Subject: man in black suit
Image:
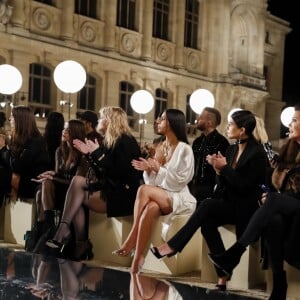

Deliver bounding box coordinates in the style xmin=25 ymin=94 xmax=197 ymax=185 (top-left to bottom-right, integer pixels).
xmin=190 ymin=107 xmax=229 ymax=204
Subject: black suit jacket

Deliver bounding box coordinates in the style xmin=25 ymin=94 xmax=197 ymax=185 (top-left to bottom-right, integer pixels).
xmin=216 ymin=138 xmax=268 ymax=234
xmin=88 ymin=134 xmax=141 ymax=217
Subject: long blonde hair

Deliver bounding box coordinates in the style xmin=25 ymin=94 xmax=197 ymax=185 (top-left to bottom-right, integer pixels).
xmin=253 ymin=115 xmax=269 ymax=144
xmin=100 ymin=106 xmax=132 ymax=148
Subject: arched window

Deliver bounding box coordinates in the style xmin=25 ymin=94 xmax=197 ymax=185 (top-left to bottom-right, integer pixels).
xmin=184 ymin=0 xmax=199 ymax=48
xmin=154 ymin=88 xmax=167 ymax=119
xmin=28 ymin=63 xmax=52 ymax=118
xmin=117 ymin=0 xmax=136 ymax=30
xmin=75 ymin=0 xmax=97 ymax=19
xmin=77 ymin=74 xmax=96 ymax=111
xmin=153 ymin=0 xmax=169 ymax=40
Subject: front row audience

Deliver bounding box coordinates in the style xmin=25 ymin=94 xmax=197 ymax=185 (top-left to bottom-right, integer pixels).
xmin=1 ymin=104 xmax=300 ymax=300
xmin=113 ymin=109 xmax=197 ymax=273
xmin=45 ymin=106 xmax=141 ymax=260
xmin=151 ymin=110 xmax=269 ymax=291
xmin=7 ymin=106 xmax=51 ymax=199
xmin=209 ymin=104 xmax=300 ymax=300
xmin=32 ymin=119 xmax=89 ymax=253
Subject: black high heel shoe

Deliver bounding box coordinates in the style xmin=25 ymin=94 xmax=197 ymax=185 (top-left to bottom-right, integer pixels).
xmin=45 ymin=221 xmax=71 ymax=253
xmin=150 ymin=246 xmax=176 ymax=260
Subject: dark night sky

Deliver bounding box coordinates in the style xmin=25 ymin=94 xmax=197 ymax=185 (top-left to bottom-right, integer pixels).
xmin=268 ymin=1 xmax=300 ymax=105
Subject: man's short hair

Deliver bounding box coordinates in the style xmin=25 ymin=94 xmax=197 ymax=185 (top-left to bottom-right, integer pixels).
xmin=77 ymin=110 xmax=98 ymax=128
xmin=204 ymin=107 xmax=221 ymax=126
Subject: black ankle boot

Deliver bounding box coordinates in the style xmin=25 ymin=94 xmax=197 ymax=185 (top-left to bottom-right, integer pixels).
xmin=208 ymin=243 xmax=246 ymax=276
xmin=269 ymin=271 xmax=287 ymax=300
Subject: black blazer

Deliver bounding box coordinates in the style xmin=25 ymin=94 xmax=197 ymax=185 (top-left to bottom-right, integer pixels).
xmin=10 ymin=136 xmax=50 ymax=198
xmin=216 ymin=138 xmax=268 ymax=234
xmin=88 ymin=134 xmax=141 ymax=217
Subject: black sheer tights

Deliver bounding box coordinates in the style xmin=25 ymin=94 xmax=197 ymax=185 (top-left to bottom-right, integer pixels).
xmin=53 ymin=176 xmax=88 ymax=243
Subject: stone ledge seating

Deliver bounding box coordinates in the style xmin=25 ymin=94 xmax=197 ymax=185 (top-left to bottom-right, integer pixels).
xmin=1 ymin=200 xmax=300 ymax=298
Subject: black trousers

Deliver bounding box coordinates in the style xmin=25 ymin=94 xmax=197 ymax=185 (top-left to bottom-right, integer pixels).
xmin=167 ymin=197 xmax=249 ymax=277
xmin=239 ymin=192 xmax=300 ymax=272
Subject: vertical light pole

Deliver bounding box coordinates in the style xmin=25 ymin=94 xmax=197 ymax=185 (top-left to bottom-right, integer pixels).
xmin=53 ymin=60 xmax=86 ymax=120
xmin=130 ymin=90 xmax=154 ymax=146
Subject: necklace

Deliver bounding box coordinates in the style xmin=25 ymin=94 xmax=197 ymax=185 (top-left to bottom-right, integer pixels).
xmin=162 ymin=140 xmax=178 ymax=160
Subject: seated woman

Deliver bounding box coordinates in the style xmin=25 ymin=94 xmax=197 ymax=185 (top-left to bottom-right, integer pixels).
xmin=151 ymin=110 xmax=269 ymax=291
xmin=32 ymin=119 xmax=89 ymax=252
xmin=8 ymin=106 xmax=50 ymax=199
xmin=209 ymin=104 xmax=300 ymax=300
xmin=46 ymin=106 xmax=141 ymax=260
xmin=113 ymin=108 xmax=197 ymax=273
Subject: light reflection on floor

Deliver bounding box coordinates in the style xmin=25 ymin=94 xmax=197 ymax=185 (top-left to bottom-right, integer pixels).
xmin=0 ymin=243 xmax=270 ymax=299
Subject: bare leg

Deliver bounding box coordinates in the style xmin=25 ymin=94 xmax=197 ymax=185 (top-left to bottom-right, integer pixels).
xmin=115 ymin=185 xmax=172 ymax=257
xmin=131 ymin=201 xmax=160 ymax=273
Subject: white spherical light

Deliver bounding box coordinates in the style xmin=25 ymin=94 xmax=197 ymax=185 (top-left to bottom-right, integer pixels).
xmin=227 ymin=108 xmax=242 ymax=122
xmin=130 ymin=90 xmax=154 ymax=114
xmin=54 ymin=60 xmax=86 ymax=93
xmin=0 ymin=64 xmax=22 ymax=95
xmin=190 ymin=89 xmax=215 ymax=114
xmin=281 ymin=106 xmax=295 ymax=128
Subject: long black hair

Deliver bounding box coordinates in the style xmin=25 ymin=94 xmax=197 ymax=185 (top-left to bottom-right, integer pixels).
xmin=231 ymin=110 xmax=256 ymax=137
xmin=165 ymin=109 xmax=189 ymax=144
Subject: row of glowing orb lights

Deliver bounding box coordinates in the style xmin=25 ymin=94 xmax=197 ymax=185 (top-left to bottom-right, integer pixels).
xmin=0 ymin=62 xmax=294 ymax=136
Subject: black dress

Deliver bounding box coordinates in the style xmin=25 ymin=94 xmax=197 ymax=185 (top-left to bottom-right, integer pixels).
xmin=10 ymin=136 xmax=50 ymax=199
xmin=87 ymin=134 xmax=141 ymax=217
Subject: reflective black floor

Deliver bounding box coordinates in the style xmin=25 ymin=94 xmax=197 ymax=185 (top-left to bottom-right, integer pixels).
xmin=0 ymin=245 xmax=268 ymax=299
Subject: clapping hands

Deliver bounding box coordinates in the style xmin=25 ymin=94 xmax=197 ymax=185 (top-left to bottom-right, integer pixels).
xmin=206 ymin=151 xmax=227 ymax=174
xmin=73 ymin=138 xmax=100 ymax=154
xmin=132 ymin=157 xmax=160 ymax=174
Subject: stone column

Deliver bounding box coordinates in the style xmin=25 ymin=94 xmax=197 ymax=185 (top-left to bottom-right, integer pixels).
xmin=174 ymin=0 xmax=185 ymax=69
xmin=60 ymin=0 xmax=74 ymax=40
xmin=205 ymin=0 xmax=230 ymax=76
xmin=104 ymin=70 xmax=122 ymax=106
xmin=10 ymin=0 xmax=25 ymax=27
xmin=103 ymin=0 xmax=117 ymax=51
xmin=141 ymin=0 xmax=153 ymax=60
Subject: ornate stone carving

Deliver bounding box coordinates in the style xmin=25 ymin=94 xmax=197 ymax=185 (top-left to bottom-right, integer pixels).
xmin=121 ymin=33 xmax=136 ymax=53
xmin=187 ymin=52 xmax=200 ymax=70
xmin=157 ymin=43 xmax=170 ymax=61
xmin=0 ymin=0 xmax=13 ymax=25
xmin=32 ymin=7 xmax=51 ymax=30
xmin=81 ymin=21 xmax=96 ymax=42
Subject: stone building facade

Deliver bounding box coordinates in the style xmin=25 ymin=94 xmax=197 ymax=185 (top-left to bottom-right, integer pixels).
xmin=0 ymin=0 xmax=291 ymax=144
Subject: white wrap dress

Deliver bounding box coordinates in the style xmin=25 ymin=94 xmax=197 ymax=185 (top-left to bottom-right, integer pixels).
xmin=143 ymin=141 xmax=197 ymax=239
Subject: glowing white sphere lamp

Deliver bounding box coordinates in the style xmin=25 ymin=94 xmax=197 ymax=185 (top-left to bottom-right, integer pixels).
xmin=280 ymin=106 xmax=295 ymax=128
xmin=227 ymin=108 xmax=242 ymax=122
xmin=0 ymin=64 xmax=22 ymax=95
xmin=54 ymin=60 xmax=86 ymax=93
xmin=54 ymin=60 xmax=86 ymax=120
xmin=130 ymin=90 xmax=154 ymax=145
xmin=130 ymin=90 xmax=154 ymax=114
xmin=190 ymin=88 xmax=215 ymax=114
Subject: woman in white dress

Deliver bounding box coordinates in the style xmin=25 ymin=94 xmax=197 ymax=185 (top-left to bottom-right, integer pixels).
xmin=113 ymin=108 xmax=197 ymax=273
